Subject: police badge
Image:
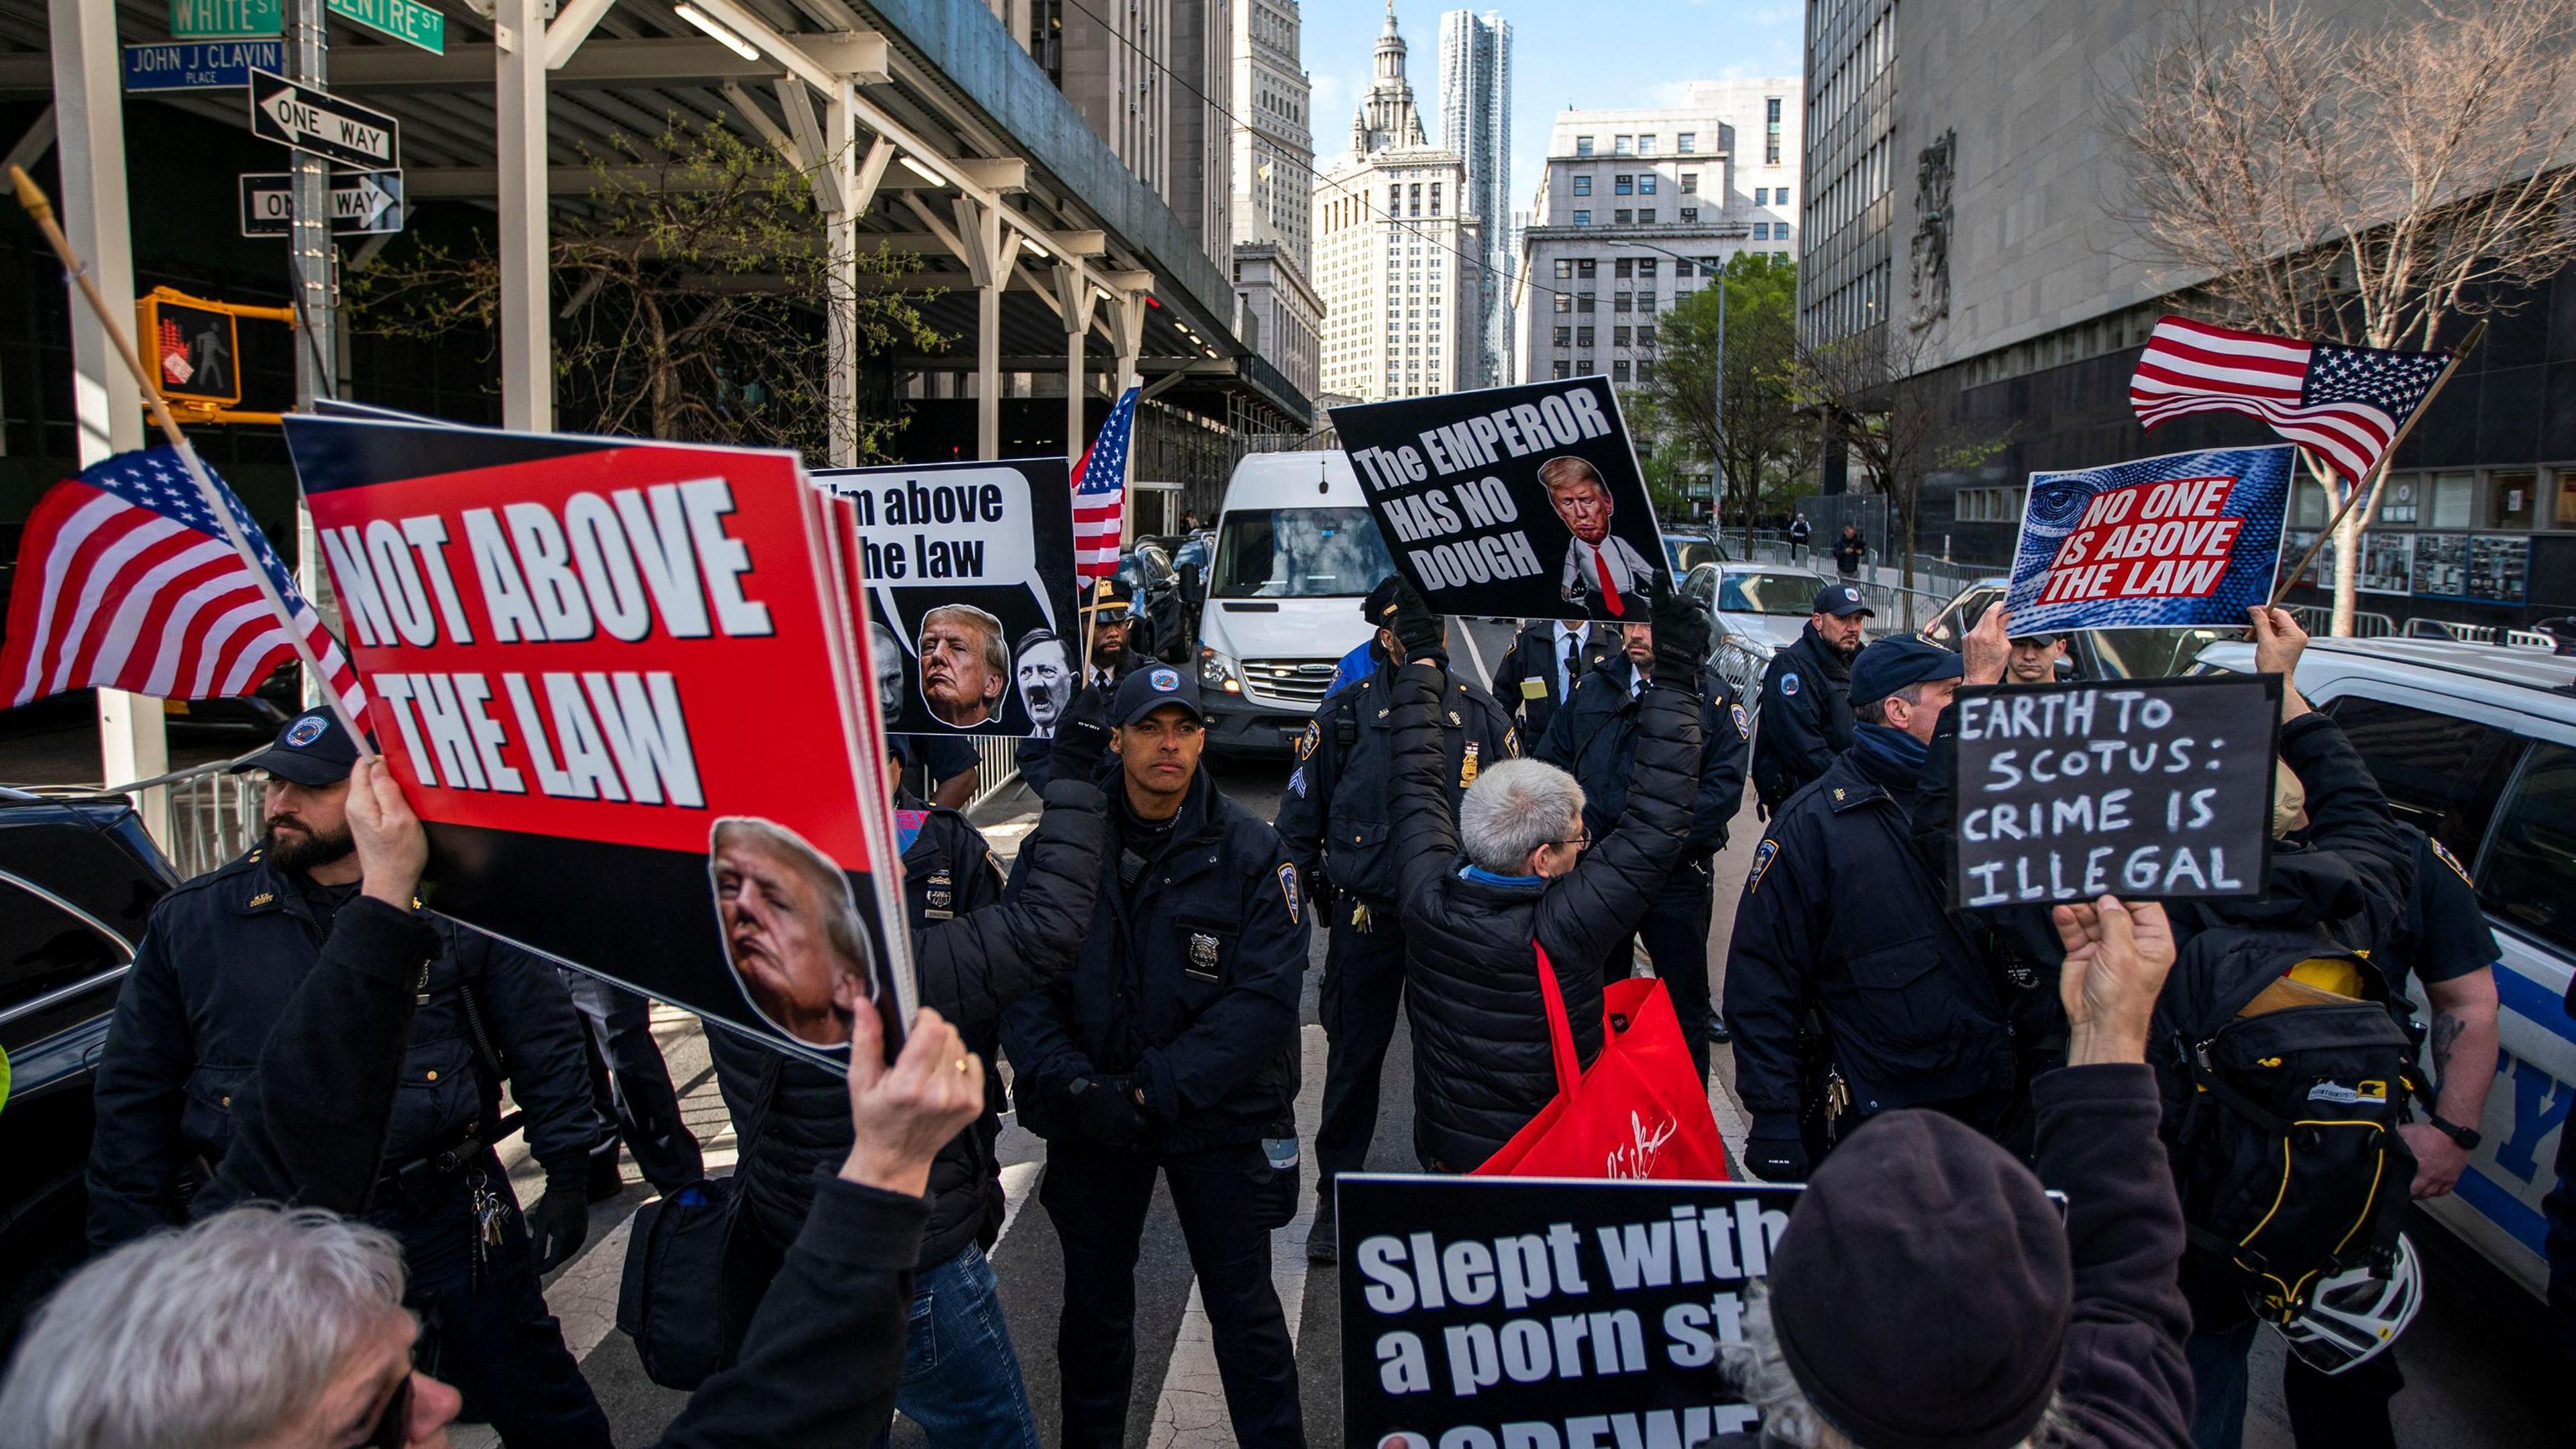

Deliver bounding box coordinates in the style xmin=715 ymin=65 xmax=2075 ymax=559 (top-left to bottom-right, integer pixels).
xmin=925 ymin=869 xmax=954 ymax=920
xmin=1185 ymin=931 xmax=1224 ymax=981
xmin=1459 ymin=741 xmax=1481 ymax=787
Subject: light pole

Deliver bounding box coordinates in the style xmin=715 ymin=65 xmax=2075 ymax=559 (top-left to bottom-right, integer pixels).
xmin=1613 ymin=239 xmax=1725 ymax=535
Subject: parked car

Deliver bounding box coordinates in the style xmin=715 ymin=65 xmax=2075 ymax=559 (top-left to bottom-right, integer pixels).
xmin=1683 ymin=561 xmax=1833 ymax=657
xmin=1918 ymin=577 xmax=2235 ymax=683
xmin=1662 ymin=527 xmax=1729 ymax=576
xmin=0 ymin=790 xmax=181 ymax=1356
xmin=2191 ymin=636 xmax=2576 ymax=1306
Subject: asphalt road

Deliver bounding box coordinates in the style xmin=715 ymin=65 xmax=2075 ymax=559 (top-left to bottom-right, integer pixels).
xmin=473 ymin=729 xmax=2556 ymax=1448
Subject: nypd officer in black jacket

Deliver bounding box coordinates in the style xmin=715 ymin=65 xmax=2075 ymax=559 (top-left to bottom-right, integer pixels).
xmin=1750 ymin=582 xmax=1870 ymax=815
xmin=1536 ymin=606 xmax=1749 ymax=1071
xmin=86 ymin=708 xmax=612 ymax=1447
xmin=1002 ymin=665 xmax=1309 ymax=1448
xmin=1277 ymin=576 xmax=1515 ymax=1261
xmin=1726 ymin=637 xmax=2018 ymax=1182
xmin=1487 ymin=615 xmax=1617 ymax=749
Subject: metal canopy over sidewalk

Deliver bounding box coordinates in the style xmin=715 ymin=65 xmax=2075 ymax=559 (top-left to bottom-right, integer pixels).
xmin=0 ymin=0 xmax=1310 ymax=466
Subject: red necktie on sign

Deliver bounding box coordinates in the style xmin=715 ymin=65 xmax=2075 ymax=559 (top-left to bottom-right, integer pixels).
xmin=1594 ymin=545 xmax=1625 ymax=616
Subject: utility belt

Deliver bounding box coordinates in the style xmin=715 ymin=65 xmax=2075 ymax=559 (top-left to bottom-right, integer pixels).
xmin=373 ymin=1110 xmax=523 ymax=1212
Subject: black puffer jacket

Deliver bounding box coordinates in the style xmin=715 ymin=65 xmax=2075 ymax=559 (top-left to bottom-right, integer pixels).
xmin=712 ymin=777 xmax=1106 ymax=1268
xmin=1391 ymin=661 xmax=1702 ymax=1171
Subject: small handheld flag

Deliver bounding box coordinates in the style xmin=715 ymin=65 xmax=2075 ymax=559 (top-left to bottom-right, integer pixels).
xmin=1073 ymin=386 xmax=1140 ymax=582
xmin=2129 ymin=315 xmax=2449 ymax=482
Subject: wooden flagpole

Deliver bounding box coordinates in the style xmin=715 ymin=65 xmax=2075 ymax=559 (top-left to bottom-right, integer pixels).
xmin=11 ymin=166 xmax=370 ymax=751
xmin=2267 ymin=319 xmax=2487 ymax=608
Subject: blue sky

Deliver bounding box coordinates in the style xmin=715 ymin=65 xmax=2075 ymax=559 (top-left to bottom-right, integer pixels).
xmin=1297 ymin=0 xmax=1807 ymax=207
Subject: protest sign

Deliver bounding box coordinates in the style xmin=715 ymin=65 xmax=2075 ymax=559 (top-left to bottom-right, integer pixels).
xmin=1338 ymin=1173 xmax=1799 ymax=1447
xmin=811 ymin=458 xmax=1080 ymax=737
xmin=2001 ymin=445 xmax=2296 ymax=635
xmin=1951 ymin=674 xmax=2282 ymax=908
xmin=1329 ymin=378 xmax=1668 ymax=623
xmin=282 ymin=414 xmax=912 ymax=1065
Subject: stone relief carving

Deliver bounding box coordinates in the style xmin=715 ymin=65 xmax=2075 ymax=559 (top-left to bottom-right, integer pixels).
xmin=1909 ymin=127 xmax=1955 ymax=331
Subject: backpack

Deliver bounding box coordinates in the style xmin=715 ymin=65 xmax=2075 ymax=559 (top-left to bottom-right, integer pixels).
xmin=2150 ymin=926 xmax=2418 ymax=1322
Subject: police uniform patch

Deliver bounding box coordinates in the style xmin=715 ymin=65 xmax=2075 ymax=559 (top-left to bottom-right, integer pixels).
xmin=1747 ymin=839 xmax=1779 ymax=895
xmin=1520 ymin=678 xmax=1548 ymax=700
xmin=925 ymin=869 xmax=954 ymax=920
xmin=1150 ymin=667 xmax=1181 ymax=692
xmin=1287 ymin=764 xmax=1308 ymax=798
xmin=2430 ymin=837 xmax=2474 ymax=888
xmin=1277 ymin=862 xmax=1301 ymax=924
xmin=1188 ymin=931 xmax=1224 ymax=977
xmin=1731 ymin=702 xmax=1752 ymax=740
xmin=1460 ymin=741 xmax=1481 ymax=787
xmin=284 ymin=716 xmax=328 ymax=748
xmin=1294 ymin=720 xmax=1320 ymax=761
xmin=1780 ymin=672 xmax=1801 ymax=697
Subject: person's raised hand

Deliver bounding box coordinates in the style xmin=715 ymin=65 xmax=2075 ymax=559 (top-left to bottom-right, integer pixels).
xmin=1648 ymin=580 xmax=1711 ymax=688
xmin=2053 ymin=895 xmax=2177 ymax=1066
xmin=1962 ymin=601 xmax=2012 ymax=686
xmin=2247 ymin=605 xmax=2313 ymax=718
xmin=1046 ymin=684 xmax=1114 ymax=785
xmin=346 ymin=755 xmax=427 ymax=908
xmin=840 ymin=1003 xmax=983 ymax=1197
xmin=1387 ymin=578 xmax=1448 ymax=667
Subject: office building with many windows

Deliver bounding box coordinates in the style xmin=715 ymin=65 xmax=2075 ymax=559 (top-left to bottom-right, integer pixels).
xmin=1509 ymin=82 xmax=1802 ymax=392
xmin=1311 ymin=5 xmax=1483 ymax=401
xmin=1440 ymin=7 xmax=1512 ymax=388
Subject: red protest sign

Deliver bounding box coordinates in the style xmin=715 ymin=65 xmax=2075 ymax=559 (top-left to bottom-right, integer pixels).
xmin=2030 ymin=474 xmax=2247 ymax=606
xmin=284 ymin=416 xmax=910 ymax=1061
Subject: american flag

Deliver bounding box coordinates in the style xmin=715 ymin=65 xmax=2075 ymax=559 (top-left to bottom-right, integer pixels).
xmin=0 ymin=447 xmax=366 ymax=724
xmin=1073 ymin=386 xmax=1140 ymax=580
xmin=2131 ymin=315 xmax=2449 ymax=482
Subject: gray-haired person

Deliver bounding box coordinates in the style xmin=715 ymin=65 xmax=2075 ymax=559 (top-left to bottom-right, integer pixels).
xmin=1379 ymin=578 xmax=1707 ymax=1173
xmin=0 ymin=958 xmax=991 ymax=1449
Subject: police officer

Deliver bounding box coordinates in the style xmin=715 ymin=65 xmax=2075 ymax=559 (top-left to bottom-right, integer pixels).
xmin=1020 ymin=576 xmax=1154 ymax=792
xmin=1277 ymin=576 xmax=1515 ymax=1263
xmin=1002 ymin=666 xmax=1308 ymax=1448
xmin=1725 ymin=638 xmax=2017 ymax=1182
xmin=86 ymin=708 xmax=612 ymax=1446
xmin=1489 ymin=615 xmax=1617 ymax=749
xmin=561 ymin=968 xmax=703 ymax=1196
xmin=1536 ymin=605 xmax=1748 ymax=1069
xmin=2002 ymin=629 xmax=2072 ymax=686
xmin=1787 ymin=512 xmax=1813 ymax=562
xmin=1750 ymin=582 xmax=1869 ymax=815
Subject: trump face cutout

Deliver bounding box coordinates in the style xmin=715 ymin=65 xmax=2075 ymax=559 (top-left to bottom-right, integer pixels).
xmin=711 ymin=817 xmax=877 ymax=1049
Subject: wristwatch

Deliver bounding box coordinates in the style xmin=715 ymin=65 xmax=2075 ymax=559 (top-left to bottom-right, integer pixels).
xmin=2427 ymin=1112 xmax=2482 ymax=1151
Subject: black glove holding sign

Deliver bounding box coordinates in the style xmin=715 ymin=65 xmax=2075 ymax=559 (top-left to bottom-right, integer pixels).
xmin=1046 ymin=684 xmax=1113 ymax=786
xmin=1743 ymin=1116 xmax=1811 ymax=1183
xmin=1648 ymin=580 xmax=1712 ymax=689
xmin=1385 ymin=578 xmax=1448 ymax=668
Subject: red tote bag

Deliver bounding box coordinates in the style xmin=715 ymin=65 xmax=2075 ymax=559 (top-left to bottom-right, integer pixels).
xmin=1472 ymin=944 xmax=1733 ymax=1181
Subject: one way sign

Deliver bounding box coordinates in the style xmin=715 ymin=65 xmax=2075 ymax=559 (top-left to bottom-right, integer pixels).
xmin=248 ymin=70 xmax=398 ymax=169
xmin=239 ymin=170 xmax=405 ymax=236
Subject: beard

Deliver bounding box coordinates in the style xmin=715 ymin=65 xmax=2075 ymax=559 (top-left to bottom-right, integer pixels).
xmin=1828 ymin=631 xmax=1862 ymax=660
xmin=266 ymin=818 xmax=356 ymax=875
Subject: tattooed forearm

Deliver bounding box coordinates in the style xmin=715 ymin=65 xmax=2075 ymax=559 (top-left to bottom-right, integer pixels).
xmin=2432 ymin=1012 xmax=2467 ymax=1083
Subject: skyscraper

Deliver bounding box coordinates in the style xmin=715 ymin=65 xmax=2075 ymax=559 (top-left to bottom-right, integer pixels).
xmin=1440 ymin=9 xmax=1511 ymax=388
xmin=1230 ymin=0 xmax=1314 ymax=270
xmin=1313 ymin=5 xmax=1481 ymax=402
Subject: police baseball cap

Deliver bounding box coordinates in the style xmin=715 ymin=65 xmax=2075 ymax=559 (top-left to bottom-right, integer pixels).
xmin=1848 ymin=636 xmax=1965 ymax=708
xmin=235 ymin=706 xmax=359 ymax=787
xmin=1813 ymin=583 xmax=1874 ymax=618
xmin=1361 ymin=574 xmax=1408 ymax=625
xmin=1108 ymin=664 xmax=1205 ymax=729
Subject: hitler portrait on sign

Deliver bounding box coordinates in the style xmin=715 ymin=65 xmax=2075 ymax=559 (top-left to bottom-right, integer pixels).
xmin=712 ymin=816 xmax=885 ymax=1050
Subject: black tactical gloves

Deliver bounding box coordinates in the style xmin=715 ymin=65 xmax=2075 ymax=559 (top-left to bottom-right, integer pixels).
xmin=1649 ymin=581 xmax=1712 ymax=688
xmin=1068 ymin=1073 xmax=1146 ymax=1148
xmin=1387 ymin=578 xmax=1448 ymax=667
xmin=1743 ymin=1116 xmax=1811 ymax=1183
xmin=1046 ymin=685 xmax=1113 ymax=786
xmin=530 ymin=1167 xmax=592 ymax=1272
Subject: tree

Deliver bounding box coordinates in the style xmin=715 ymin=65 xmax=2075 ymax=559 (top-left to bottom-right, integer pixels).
xmin=2106 ymin=0 xmax=2576 ymax=633
xmin=1795 ymin=322 xmax=2008 ymax=627
xmin=353 ymin=119 xmax=946 ymax=460
xmin=1633 ymin=254 xmax=1812 ymax=551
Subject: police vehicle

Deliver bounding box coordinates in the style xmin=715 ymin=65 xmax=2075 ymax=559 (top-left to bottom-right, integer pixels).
xmin=2194 ymin=635 xmax=2576 ymax=1302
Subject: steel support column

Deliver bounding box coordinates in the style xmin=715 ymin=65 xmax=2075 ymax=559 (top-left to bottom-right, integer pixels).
xmin=48 ymin=0 xmax=165 ymax=837
xmin=822 ymin=89 xmax=860 ymax=466
xmin=1055 ymin=264 xmax=1097 ymax=464
xmin=496 ymin=0 xmax=551 ymax=429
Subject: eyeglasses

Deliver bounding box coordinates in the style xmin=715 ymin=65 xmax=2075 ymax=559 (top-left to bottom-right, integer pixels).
xmin=354 ymin=1374 xmax=412 ymax=1449
xmin=1553 ymin=829 xmax=1592 ymax=851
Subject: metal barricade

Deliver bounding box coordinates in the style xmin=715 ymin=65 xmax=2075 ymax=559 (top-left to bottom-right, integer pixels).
xmin=967 ymin=735 xmax=1022 ymax=812
xmin=161 ymin=761 xmax=268 ymax=879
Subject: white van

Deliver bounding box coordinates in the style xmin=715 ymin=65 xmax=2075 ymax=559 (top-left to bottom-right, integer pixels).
xmin=1191 ymin=451 xmax=1393 ymax=753
xmin=2194 ymin=636 xmax=2576 ymax=1302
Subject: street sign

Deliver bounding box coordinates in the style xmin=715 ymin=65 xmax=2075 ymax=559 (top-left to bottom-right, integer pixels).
xmin=239 ymin=170 xmax=405 ymax=237
xmin=170 ymin=0 xmax=281 ymax=38
xmin=124 ymin=40 xmax=284 ymax=91
xmin=327 ymin=0 xmax=443 ymax=54
xmin=248 ymin=70 xmax=400 ymax=170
